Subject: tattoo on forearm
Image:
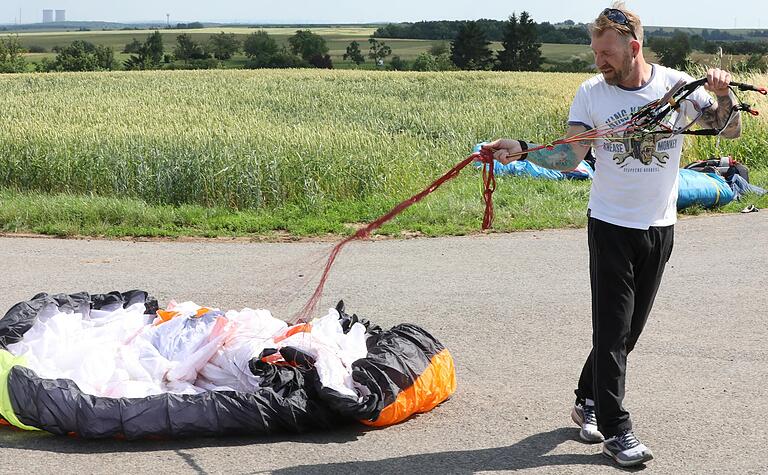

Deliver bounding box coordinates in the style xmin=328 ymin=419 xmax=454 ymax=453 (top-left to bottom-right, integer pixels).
xmin=699 ymin=92 xmax=742 ymax=138
xmin=527 ymin=143 xmax=582 ymax=171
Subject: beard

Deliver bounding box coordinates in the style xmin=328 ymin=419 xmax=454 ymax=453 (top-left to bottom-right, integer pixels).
xmin=601 ymin=52 xmax=633 ymax=86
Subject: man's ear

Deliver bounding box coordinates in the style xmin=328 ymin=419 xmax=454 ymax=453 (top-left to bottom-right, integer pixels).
xmin=631 ymin=40 xmax=641 ymax=58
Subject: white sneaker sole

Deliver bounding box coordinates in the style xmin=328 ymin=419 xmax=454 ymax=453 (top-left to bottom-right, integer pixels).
xmin=570 ymin=407 xmax=604 ymax=443
xmin=602 ymin=446 xmax=654 ymax=467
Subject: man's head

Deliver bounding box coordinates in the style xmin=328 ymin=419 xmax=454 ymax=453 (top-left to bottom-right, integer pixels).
xmin=590 ymin=2 xmax=645 ymax=86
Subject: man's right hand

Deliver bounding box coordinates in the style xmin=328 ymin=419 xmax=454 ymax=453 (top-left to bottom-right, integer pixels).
xmin=482 ymin=139 xmax=523 ymax=165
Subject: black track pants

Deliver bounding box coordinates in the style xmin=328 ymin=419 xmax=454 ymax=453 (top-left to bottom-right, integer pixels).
xmin=575 ymin=217 xmax=674 ymax=439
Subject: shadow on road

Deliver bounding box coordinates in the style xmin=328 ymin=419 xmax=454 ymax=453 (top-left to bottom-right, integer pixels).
xmin=0 ymin=425 xmax=649 ymax=473
xmin=273 ymin=427 xmax=647 ymax=474
xmin=0 ymin=422 xmax=369 ymax=454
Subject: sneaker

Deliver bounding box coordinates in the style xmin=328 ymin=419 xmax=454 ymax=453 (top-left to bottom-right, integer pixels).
xmin=602 ymin=430 xmax=654 ymax=467
xmin=571 ymin=401 xmax=604 ymax=443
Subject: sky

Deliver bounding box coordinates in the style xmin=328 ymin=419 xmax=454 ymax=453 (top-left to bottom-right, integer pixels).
xmin=2 ymin=1 xmax=766 ymax=29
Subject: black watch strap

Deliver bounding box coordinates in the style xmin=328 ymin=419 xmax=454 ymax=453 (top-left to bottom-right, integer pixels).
xmin=518 ymin=140 xmax=529 ymax=161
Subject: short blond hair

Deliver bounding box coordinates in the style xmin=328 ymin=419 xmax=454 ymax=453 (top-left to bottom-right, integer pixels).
xmin=590 ymin=1 xmax=644 ymax=44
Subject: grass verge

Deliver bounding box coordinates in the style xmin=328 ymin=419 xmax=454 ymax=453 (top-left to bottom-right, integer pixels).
xmin=1 ymin=168 xmax=765 ymax=240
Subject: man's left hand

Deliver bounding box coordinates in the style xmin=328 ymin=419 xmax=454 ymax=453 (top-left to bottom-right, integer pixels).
xmin=705 ymin=68 xmax=732 ymax=97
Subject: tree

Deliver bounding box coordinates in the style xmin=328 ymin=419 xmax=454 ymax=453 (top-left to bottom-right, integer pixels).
xmin=343 ymin=40 xmax=365 ymax=65
xmin=496 ymin=14 xmax=520 ymax=70
xmin=175 ymin=22 xmax=204 ymax=29
xmin=243 ymin=31 xmax=278 ymax=58
xmin=208 ymin=32 xmax=240 ymax=60
xmin=434 ymin=53 xmax=457 ymax=71
xmin=412 ymin=52 xmax=455 ymax=71
xmin=0 ymin=35 xmax=26 ymax=73
xmin=649 ymin=31 xmax=691 ymax=69
xmin=368 ymin=38 xmax=392 ymax=65
xmin=173 ymin=33 xmax=208 ymax=62
xmin=450 ymin=21 xmax=494 ymax=70
xmin=243 ymin=30 xmax=280 ymax=66
xmin=309 ymin=54 xmax=333 ymax=69
xmin=243 ymin=31 xmax=307 ymax=68
xmin=428 ymin=42 xmax=449 ymax=56
xmin=122 ymin=38 xmax=143 ymax=54
xmin=288 ymin=30 xmax=328 ymax=61
xmin=517 ymin=12 xmax=542 ymax=71
xmin=39 ymin=41 xmax=114 ymax=72
xmin=412 ymin=52 xmax=438 ymax=71
xmin=243 ymin=48 xmax=308 ymax=69
xmin=144 ymin=31 xmax=165 ymax=65
xmin=262 ymin=49 xmax=308 ymax=68
xmin=688 ymin=34 xmax=705 ymax=52
xmin=389 ymin=55 xmax=407 ymax=70
xmin=496 ymin=12 xmax=542 ymax=71
xmin=123 ymin=31 xmax=165 ymax=70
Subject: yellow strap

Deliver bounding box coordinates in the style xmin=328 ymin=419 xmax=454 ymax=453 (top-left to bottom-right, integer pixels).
xmin=704 ymin=174 xmax=722 ymax=205
xmin=0 ymin=350 xmax=39 ymax=431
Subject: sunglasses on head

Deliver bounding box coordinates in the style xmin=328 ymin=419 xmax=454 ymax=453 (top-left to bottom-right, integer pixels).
xmin=601 ymin=8 xmax=638 ymax=40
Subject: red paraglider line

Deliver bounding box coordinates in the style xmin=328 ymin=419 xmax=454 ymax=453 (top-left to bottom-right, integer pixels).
xmin=291 ymin=129 xmax=621 ymax=324
xmin=292 ymin=149 xmax=495 ymax=323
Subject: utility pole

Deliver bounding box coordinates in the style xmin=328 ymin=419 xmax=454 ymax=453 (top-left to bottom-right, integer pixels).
xmin=166 ymin=13 xmax=170 ymax=28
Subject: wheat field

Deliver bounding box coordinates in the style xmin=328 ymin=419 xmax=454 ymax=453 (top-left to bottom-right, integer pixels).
xmin=0 ymin=69 xmax=765 ymax=236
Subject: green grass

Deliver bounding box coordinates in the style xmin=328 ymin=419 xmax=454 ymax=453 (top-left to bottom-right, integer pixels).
xmin=1 ymin=170 xmax=764 ymax=239
xmin=0 ymin=69 xmax=766 ymax=239
xmin=0 ymin=178 xmax=596 ymax=238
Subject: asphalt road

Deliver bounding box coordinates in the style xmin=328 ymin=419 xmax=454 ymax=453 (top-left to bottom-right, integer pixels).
xmin=0 ymin=212 xmax=766 ymax=474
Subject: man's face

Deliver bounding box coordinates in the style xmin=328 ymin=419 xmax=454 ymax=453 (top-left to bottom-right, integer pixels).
xmin=591 ymin=29 xmax=633 ymax=86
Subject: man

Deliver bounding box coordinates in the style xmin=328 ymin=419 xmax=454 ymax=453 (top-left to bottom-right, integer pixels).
xmin=484 ymin=2 xmax=741 ymax=468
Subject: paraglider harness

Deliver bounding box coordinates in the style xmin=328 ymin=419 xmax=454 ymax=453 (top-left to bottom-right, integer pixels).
xmin=629 ymin=77 xmax=766 ymax=137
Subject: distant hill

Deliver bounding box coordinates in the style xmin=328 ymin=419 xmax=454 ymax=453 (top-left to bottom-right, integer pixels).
xmin=372 ymin=20 xmax=768 ymax=44
xmin=645 ymin=26 xmax=768 ymax=42
xmin=3 ymin=20 xmax=767 ymax=43
xmin=0 ymin=21 xmax=387 ymax=33
xmin=0 ymin=21 xmax=169 ymax=31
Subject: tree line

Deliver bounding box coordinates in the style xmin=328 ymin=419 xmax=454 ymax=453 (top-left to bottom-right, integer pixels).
xmin=116 ymin=30 xmax=336 ymax=70
xmin=3 ymin=18 xmax=766 ymax=75
xmin=340 ymin=13 xmax=544 ymax=72
xmin=0 ymin=30 xmax=339 ymax=72
xmin=648 ymin=30 xmax=768 ymax=72
xmin=0 ymin=13 xmax=547 ymax=74
xmin=375 ymin=19 xmax=768 ymax=44
xmin=374 ymin=19 xmax=590 ymax=44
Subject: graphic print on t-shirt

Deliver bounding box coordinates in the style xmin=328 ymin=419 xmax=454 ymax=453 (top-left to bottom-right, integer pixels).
xmin=605 ymin=132 xmax=675 ymax=169
xmin=601 ymin=106 xmax=679 ymax=171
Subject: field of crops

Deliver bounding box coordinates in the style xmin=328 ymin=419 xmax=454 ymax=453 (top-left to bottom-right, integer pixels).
xmin=0 ymin=69 xmax=766 ymax=237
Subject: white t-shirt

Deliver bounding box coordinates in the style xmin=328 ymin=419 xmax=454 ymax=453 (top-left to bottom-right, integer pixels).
xmin=568 ymin=64 xmax=713 ymax=229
